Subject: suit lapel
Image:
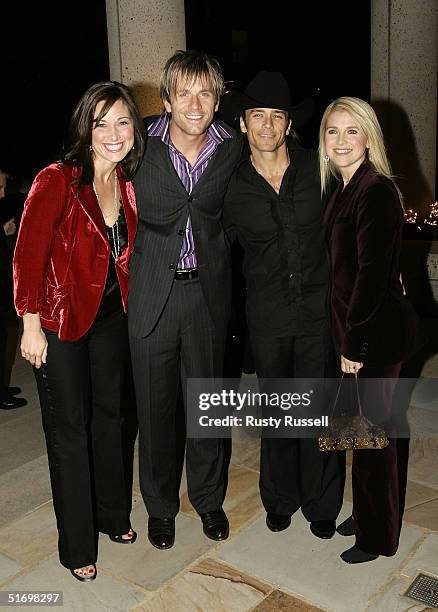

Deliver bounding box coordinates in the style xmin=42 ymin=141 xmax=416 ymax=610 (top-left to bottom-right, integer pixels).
xmin=119 ymin=176 xmax=137 ymax=248
xmin=144 ymin=139 xmax=188 ymax=197
xmin=191 ymin=139 xmax=231 ymax=195
xmin=323 ymin=181 xmax=344 ymax=243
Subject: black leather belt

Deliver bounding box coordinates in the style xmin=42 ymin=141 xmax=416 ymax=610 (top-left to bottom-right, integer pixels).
xmin=174 ymin=269 xmax=198 ymax=280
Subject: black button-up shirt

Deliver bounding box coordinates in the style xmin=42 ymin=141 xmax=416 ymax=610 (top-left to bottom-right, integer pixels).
xmin=223 ymin=141 xmax=328 ymax=337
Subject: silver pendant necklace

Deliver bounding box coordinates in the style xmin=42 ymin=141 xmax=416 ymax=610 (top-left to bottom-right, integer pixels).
xmin=92 ymin=174 xmax=121 ymax=259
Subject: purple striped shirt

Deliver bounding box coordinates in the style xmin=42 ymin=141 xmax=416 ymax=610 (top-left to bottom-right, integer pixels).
xmin=148 ymin=113 xmax=231 ymax=270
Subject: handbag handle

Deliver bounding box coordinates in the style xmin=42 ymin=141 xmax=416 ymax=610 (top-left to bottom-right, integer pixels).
xmin=330 ymin=372 xmax=363 ymax=418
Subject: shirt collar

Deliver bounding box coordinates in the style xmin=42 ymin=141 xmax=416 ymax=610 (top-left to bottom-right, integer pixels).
xmin=148 ymin=113 xmax=232 ymax=147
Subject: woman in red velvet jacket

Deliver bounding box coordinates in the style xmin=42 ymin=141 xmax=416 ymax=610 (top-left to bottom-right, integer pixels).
xmin=13 ymin=82 xmax=145 ymax=581
xmin=319 ymin=97 xmax=419 ymax=564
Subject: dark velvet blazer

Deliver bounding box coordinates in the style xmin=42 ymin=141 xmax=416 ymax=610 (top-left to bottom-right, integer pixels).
xmin=324 ymin=162 xmax=419 ymax=366
xmin=13 ymin=163 xmax=137 ymax=341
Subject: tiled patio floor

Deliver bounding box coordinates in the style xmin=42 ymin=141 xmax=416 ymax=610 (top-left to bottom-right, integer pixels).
xmin=0 ymin=326 xmax=437 ymax=611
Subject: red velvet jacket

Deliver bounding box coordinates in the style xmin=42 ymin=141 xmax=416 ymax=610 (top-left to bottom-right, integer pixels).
xmin=13 ymin=163 xmax=137 ymax=341
xmin=324 ymin=162 xmax=420 ymax=366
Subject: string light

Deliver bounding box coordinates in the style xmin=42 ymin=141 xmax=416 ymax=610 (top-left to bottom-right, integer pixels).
xmin=404 ymin=209 xmax=418 ymax=224
xmin=424 ymin=201 xmax=438 ymax=227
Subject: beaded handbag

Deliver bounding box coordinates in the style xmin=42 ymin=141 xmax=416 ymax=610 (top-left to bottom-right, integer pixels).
xmin=318 ymin=373 xmax=389 ymax=451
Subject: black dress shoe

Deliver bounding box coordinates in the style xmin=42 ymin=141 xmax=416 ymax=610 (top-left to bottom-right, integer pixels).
xmin=266 ymin=513 xmax=291 ymax=532
xmin=336 ymin=515 xmax=355 ymax=536
xmin=310 ymin=520 xmax=336 ymax=539
xmin=148 ymin=517 xmax=175 ymax=549
xmin=7 ymin=386 xmax=21 ymax=396
xmin=341 ymin=545 xmax=379 ymax=564
xmin=200 ymin=509 xmax=229 ymax=541
xmin=0 ymin=396 xmax=27 ymax=410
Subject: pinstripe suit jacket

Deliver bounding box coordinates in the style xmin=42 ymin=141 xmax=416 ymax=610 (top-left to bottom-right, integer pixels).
xmin=128 ymin=121 xmax=241 ymax=338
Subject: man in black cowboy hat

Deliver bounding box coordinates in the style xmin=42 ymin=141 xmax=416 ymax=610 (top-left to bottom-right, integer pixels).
xmin=223 ymin=71 xmax=344 ymax=539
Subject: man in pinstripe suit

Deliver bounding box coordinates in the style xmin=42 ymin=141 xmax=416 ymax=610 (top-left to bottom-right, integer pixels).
xmin=128 ymin=51 xmax=241 ymax=549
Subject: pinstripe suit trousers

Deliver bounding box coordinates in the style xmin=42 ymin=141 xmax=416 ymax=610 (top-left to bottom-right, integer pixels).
xmin=129 ymin=277 xmax=229 ymax=518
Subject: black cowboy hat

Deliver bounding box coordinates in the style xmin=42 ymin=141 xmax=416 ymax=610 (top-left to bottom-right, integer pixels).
xmin=219 ymin=71 xmax=315 ymax=130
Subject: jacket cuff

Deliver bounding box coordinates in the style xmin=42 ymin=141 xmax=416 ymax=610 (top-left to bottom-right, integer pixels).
xmin=14 ymin=291 xmax=42 ymax=317
xmin=341 ymin=330 xmax=369 ymax=363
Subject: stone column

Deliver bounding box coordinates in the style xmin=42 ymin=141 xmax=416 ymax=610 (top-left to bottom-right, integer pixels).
xmin=371 ymin=0 xmax=437 ymax=214
xmin=105 ymin=0 xmax=186 ymax=117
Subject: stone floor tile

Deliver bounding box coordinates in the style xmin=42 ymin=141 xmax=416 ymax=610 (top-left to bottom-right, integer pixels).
xmin=132 ymin=447 xmax=141 ymax=496
xmin=409 ymin=377 xmax=438 ymax=412
xmin=364 ymin=576 xmax=429 ymax=611
xmin=405 ymin=481 xmax=438 ymax=510
xmin=0 ymin=501 xmax=57 ymax=567
xmin=131 ymin=557 xmax=271 ymax=612
xmin=0 ymin=357 xmax=39 ymax=425
xmin=344 ymin=469 xmax=438 ymax=513
xmin=98 ymin=505 xmax=213 ymax=590
xmin=0 ymin=553 xmax=22 ymax=585
xmin=0 ymin=401 xmax=38 ymax=425
xmin=1 ymin=556 xmax=147 ymax=611
xmin=0 ymin=455 xmax=52 ymax=530
xmin=403 ymin=499 xmax=438 ymax=531
xmin=252 ymin=589 xmax=324 ymax=611
xmin=342 ymin=465 xmax=353 ymax=503
xmin=216 ymin=503 xmax=424 ymax=612
xmin=421 ymin=353 xmax=438 ymax=378
xmin=408 ymin=438 xmax=438 ymax=489
xmin=180 ymin=465 xmax=263 ymax=533
xmin=400 ymin=533 xmax=438 ymax=578
xmin=230 ymin=436 xmax=261 ymax=471
xmin=0 ymin=410 xmax=46 ymax=476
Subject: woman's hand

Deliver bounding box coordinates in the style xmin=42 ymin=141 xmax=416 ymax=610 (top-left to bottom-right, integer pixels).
xmin=340 ymin=355 xmax=363 ymax=375
xmin=3 ymin=218 xmax=16 ymax=236
xmin=21 ymin=313 xmax=48 ymax=368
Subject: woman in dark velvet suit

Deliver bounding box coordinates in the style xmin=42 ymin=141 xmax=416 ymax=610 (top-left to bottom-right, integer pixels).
xmin=13 ymin=82 xmax=145 ymax=581
xmin=319 ymin=97 xmax=419 ymax=564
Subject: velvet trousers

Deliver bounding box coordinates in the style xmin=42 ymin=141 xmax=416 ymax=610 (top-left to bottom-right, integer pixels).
xmin=34 ymin=307 xmax=133 ymax=569
xmin=129 ymin=277 xmax=230 ymax=519
xmin=352 ymin=362 xmax=408 ymax=556
xmin=250 ymin=332 xmax=345 ymax=521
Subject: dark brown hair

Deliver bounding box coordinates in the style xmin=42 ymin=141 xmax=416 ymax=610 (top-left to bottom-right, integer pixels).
xmin=62 ymin=81 xmax=146 ymax=184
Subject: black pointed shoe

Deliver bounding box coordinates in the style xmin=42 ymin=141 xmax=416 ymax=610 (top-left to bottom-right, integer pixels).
xmin=0 ymin=395 xmax=27 ymax=410
xmin=148 ymin=517 xmax=175 ymax=549
xmin=266 ymin=513 xmax=291 ymax=532
xmin=200 ymin=509 xmax=229 ymax=541
xmin=336 ymin=515 xmax=356 ymax=536
xmin=341 ymin=545 xmax=379 ymax=564
xmin=7 ymin=386 xmax=22 ymax=396
xmin=310 ymin=520 xmax=336 ymax=539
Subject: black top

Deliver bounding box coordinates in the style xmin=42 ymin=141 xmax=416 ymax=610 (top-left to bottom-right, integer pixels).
xmin=96 ymin=205 xmax=128 ymax=319
xmin=223 ymin=140 xmax=328 ymax=337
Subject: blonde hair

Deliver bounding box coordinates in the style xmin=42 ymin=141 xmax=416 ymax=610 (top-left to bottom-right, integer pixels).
xmin=160 ymin=50 xmax=225 ymax=105
xmin=318 ymin=96 xmax=402 ymax=202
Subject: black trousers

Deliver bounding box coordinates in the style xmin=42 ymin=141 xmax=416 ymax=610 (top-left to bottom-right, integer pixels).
xmin=353 ymin=363 xmax=409 ymax=556
xmin=129 ymin=277 xmax=229 ymax=518
xmin=0 ymin=312 xmax=8 ymax=398
xmin=250 ymin=332 xmax=345 ymax=521
xmin=34 ymin=307 xmax=133 ymax=569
